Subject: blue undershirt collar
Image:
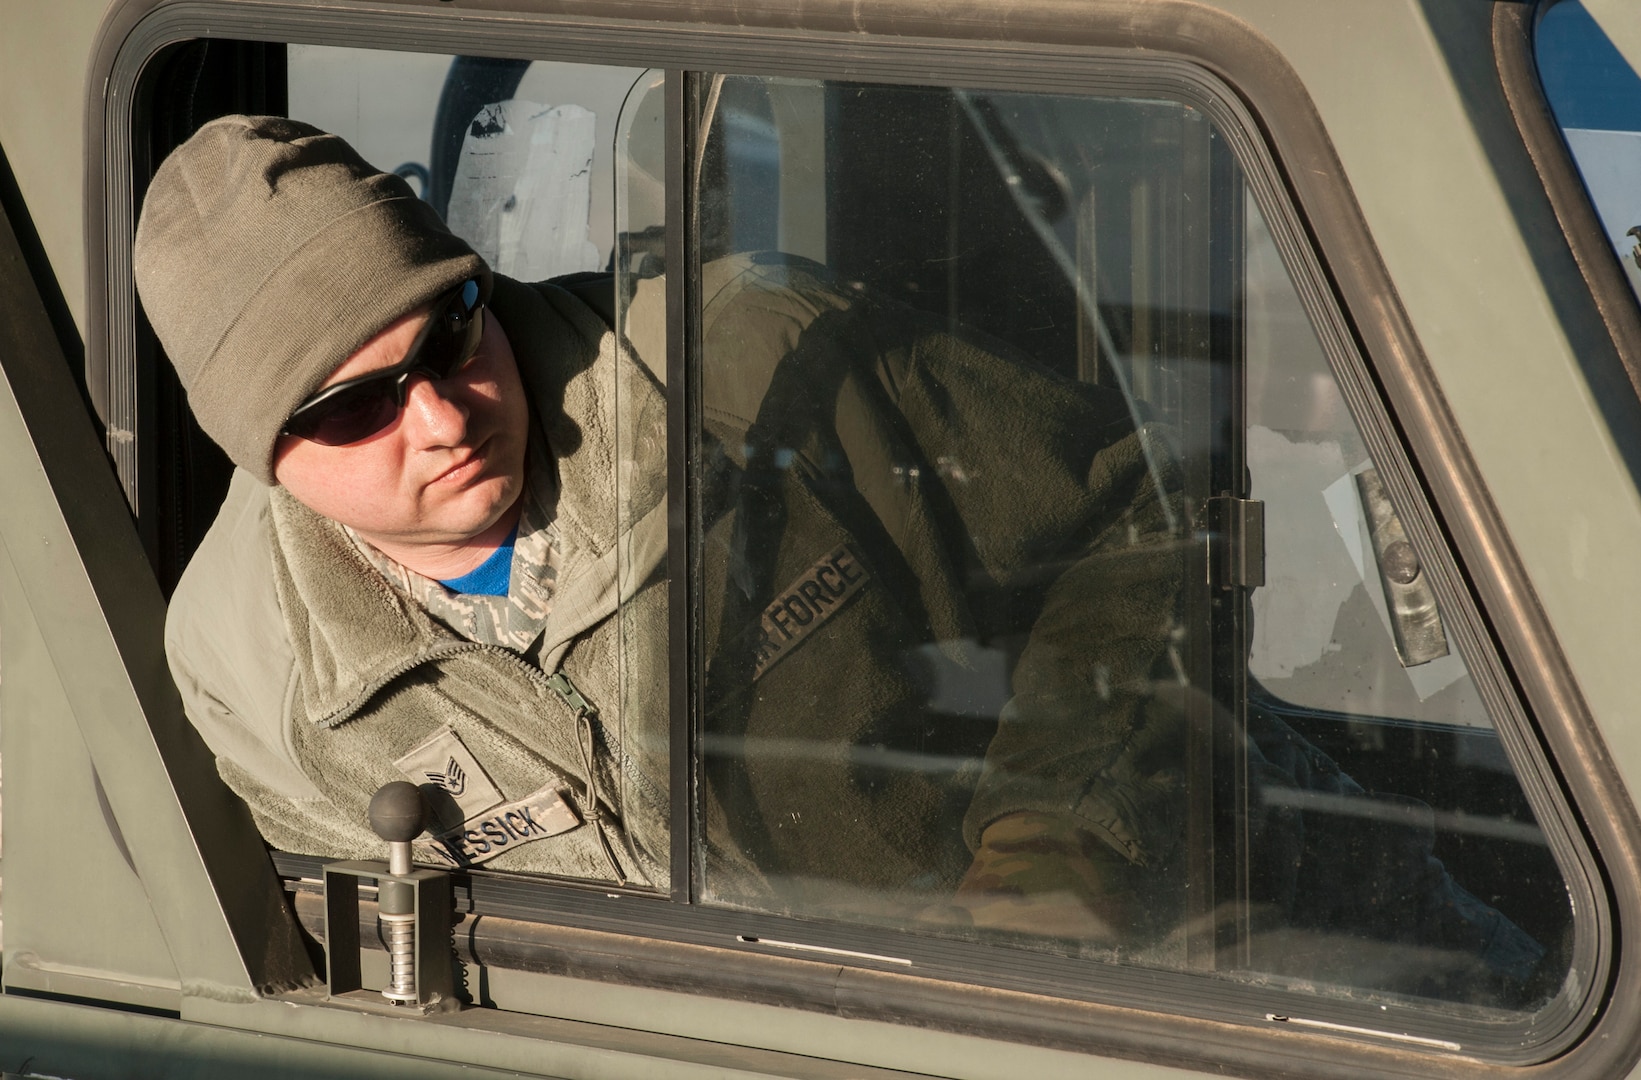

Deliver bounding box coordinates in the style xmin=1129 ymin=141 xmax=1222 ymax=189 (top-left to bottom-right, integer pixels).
xmin=438 ymin=520 xmax=519 ymax=597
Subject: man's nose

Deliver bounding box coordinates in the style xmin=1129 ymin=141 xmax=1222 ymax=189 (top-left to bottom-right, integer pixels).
xmin=401 ymin=374 xmax=470 ymax=447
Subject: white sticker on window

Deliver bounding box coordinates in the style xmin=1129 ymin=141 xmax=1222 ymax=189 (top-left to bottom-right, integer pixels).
xmin=447 ymin=99 xmax=602 ymax=281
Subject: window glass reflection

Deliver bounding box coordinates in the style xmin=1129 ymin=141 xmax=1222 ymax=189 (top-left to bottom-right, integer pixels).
xmin=681 ymin=76 xmax=1572 ymax=1012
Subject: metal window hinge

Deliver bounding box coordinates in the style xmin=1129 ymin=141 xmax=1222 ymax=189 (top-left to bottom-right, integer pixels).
xmin=1207 ymin=495 xmax=1265 ymax=589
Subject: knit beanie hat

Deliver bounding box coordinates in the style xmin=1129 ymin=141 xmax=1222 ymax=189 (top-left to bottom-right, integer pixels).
xmin=133 ymin=114 xmax=489 ymax=484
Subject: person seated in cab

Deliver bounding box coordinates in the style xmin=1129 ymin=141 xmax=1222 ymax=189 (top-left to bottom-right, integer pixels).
xmin=138 ymin=116 xmax=1541 ymax=995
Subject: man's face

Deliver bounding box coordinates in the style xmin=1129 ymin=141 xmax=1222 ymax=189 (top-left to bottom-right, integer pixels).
xmin=272 ymin=304 xmax=529 ymax=558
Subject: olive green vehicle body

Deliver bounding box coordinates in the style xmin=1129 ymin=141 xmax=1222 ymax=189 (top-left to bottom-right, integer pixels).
xmin=2 ymin=0 xmax=1641 ymax=1077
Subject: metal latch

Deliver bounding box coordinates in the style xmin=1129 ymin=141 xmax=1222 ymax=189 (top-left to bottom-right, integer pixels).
xmin=1207 ymin=495 xmax=1265 ymax=589
xmin=321 ymin=782 xmax=459 ymax=1014
xmin=1354 ymin=467 xmax=1449 ymax=667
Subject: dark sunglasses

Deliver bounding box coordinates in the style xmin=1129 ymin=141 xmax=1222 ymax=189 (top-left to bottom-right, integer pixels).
xmin=280 ymin=278 xmax=486 ymax=446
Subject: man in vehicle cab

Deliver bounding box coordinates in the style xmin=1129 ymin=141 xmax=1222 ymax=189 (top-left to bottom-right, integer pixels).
xmin=135 ymin=109 xmax=1198 ymax=916
xmin=137 ymin=115 xmax=1543 ymax=993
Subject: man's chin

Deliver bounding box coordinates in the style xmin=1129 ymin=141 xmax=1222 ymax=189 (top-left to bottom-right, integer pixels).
xmin=431 ymin=478 xmax=523 ymax=544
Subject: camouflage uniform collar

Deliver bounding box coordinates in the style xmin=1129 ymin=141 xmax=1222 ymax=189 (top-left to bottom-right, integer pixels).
xmin=345 ymin=435 xmax=562 ymax=654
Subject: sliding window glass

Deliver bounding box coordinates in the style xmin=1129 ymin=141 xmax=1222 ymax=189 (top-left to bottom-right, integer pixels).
xmin=674 ymin=75 xmax=1574 ymax=1014
xmin=284 ymin=47 xmax=672 ymax=886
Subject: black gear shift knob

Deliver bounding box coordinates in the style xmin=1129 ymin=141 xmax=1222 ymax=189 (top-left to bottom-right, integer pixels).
xmin=368 ymin=781 xmax=427 ymax=844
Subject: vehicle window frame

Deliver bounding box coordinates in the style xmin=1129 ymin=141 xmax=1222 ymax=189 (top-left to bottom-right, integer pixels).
xmin=85 ymin=0 xmax=1640 ymax=1075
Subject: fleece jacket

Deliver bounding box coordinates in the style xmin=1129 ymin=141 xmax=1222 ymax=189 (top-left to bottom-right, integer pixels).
xmin=166 ymin=256 xmax=1185 ymax=910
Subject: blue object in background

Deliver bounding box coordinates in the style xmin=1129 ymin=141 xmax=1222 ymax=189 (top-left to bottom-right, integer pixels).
xmin=1538 ymin=1 xmax=1641 ymax=132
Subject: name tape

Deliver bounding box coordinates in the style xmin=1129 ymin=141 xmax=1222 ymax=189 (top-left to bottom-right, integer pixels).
xmin=415 ymin=784 xmax=581 ymax=868
xmin=751 ymin=545 xmax=869 ymax=680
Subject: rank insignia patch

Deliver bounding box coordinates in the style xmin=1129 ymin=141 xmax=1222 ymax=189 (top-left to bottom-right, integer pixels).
xmin=394 ymin=726 xmax=505 ymax=830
